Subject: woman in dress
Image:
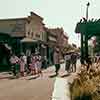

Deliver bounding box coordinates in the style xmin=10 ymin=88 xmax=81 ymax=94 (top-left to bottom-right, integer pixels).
xmin=20 ymin=53 xmax=25 ymax=77
xmin=35 ymin=53 xmax=43 ymax=77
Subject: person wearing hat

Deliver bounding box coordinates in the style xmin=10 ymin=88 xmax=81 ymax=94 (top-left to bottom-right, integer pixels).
xmin=53 ymin=47 xmax=61 ymax=76
xmin=71 ymin=52 xmax=78 ymax=72
xmin=64 ymin=52 xmax=71 ymax=73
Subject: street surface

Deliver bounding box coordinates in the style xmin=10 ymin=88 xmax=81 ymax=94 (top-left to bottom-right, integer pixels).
xmin=0 ymin=60 xmax=80 ymax=100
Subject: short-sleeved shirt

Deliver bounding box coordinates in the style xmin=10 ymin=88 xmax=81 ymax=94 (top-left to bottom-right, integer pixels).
xmin=10 ymin=56 xmax=19 ymax=64
xmin=64 ymin=54 xmax=71 ymax=61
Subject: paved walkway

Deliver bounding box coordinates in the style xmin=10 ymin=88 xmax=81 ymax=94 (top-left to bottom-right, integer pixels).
xmin=0 ymin=61 xmax=81 ymax=100
xmin=52 ymin=60 xmax=81 ymax=100
xmin=52 ymin=77 xmax=70 ymax=100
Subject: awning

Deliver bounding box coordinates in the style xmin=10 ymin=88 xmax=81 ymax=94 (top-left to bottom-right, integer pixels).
xmin=48 ymin=36 xmax=57 ymax=42
xmin=41 ymin=44 xmax=47 ymax=48
xmin=21 ymin=38 xmax=37 ymax=43
xmin=4 ymin=44 xmax=11 ymax=50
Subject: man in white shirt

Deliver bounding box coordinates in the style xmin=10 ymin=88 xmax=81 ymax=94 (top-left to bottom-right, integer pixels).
xmin=64 ymin=53 xmax=71 ymax=73
xmin=53 ymin=48 xmax=60 ymax=75
xmin=10 ymin=54 xmax=20 ymax=76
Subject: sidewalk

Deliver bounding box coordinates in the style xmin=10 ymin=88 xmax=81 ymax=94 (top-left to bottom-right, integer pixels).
xmin=0 ymin=61 xmax=81 ymax=100
xmin=51 ymin=60 xmax=81 ymax=100
xmin=0 ymin=60 xmax=81 ymax=79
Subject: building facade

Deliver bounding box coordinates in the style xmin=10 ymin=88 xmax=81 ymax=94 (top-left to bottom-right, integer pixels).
xmin=0 ymin=12 xmax=47 ymax=70
xmin=63 ymin=34 xmax=68 ymax=47
xmin=0 ymin=11 xmax=69 ymax=70
xmin=0 ymin=12 xmax=47 ymax=56
xmin=45 ymin=28 xmax=57 ymax=65
xmin=45 ymin=27 xmax=68 ymax=64
xmin=22 ymin=12 xmax=47 ymax=56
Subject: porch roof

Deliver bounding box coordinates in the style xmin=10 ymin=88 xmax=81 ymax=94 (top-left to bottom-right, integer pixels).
xmin=21 ymin=37 xmax=37 ymax=43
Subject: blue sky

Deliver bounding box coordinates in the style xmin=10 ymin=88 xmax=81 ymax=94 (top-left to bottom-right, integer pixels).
xmin=0 ymin=0 xmax=99 ymax=47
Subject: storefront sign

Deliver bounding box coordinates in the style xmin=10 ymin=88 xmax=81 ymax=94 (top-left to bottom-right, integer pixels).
xmin=48 ymin=36 xmax=57 ymax=42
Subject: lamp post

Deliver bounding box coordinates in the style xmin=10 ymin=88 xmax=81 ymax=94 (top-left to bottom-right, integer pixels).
xmin=86 ymin=2 xmax=90 ymax=20
xmin=85 ymin=2 xmax=90 ymax=59
xmin=80 ymin=2 xmax=90 ymax=64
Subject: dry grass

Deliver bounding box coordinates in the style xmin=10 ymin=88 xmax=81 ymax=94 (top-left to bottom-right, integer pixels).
xmin=70 ymin=63 xmax=100 ymax=100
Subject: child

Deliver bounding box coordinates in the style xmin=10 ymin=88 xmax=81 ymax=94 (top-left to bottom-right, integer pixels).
xmin=20 ymin=54 xmax=25 ymax=77
xmin=35 ymin=53 xmax=43 ymax=77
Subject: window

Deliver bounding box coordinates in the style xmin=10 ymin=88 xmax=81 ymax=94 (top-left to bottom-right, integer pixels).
xmin=32 ymin=32 xmax=34 ymax=38
xmin=28 ymin=32 xmax=30 ymax=36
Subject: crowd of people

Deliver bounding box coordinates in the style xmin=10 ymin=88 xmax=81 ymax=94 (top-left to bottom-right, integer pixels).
xmin=9 ymin=48 xmax=78 ymax=78
xmin=53 ymin=48 xmax=100 ymax=76
xmin=53 ymin=48 xmax=78 ymax=76
xmin=9 ymin=47 xmax=100 ymax=78
xmin=9 ymin=52 xmax=46 ymax=78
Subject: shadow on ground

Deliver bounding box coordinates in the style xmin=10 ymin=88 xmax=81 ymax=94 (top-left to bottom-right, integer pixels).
xmin=61 ymin=73 xmax=70 ymax=78
xmin=27 ymin=75 xmax=40 ymax=80
xmin=49 ymin=73 xmax=57 ymax=78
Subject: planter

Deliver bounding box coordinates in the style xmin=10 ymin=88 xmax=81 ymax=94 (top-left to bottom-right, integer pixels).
xmin=70 ymin=66 xmax=100 ymax=100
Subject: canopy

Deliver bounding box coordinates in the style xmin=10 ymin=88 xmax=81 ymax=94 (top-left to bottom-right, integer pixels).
xmin=4 ymin=44 xmax=11 ymax=50
xmin=21 ymin=38 xmax=37 ymax=43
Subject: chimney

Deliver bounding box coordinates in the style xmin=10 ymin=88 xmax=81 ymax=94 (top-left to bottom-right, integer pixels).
xmin=30 ymin=12 xmax=34 ymax=16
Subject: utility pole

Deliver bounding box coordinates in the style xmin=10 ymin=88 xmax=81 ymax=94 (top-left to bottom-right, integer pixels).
xmin=80 ymin=2 xmax=90 ymax=64
xmin=86 ymin=2 xmax=90 ymax=20
xmin=85 ymin=2 xmax=90 ymax=59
